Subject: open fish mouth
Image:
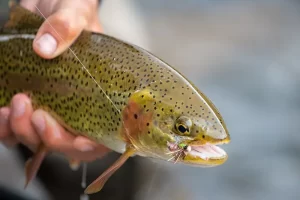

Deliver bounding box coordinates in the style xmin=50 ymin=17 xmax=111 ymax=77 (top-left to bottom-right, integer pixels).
xmin=188 ymin=144 xmax=227 ymax=160
xmin=184 ymin=143 xmax=228 ymax=166
xmin=167 ymin=142 xmax=228 ymax=166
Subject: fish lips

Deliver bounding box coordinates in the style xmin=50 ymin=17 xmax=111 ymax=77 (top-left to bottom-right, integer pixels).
xmin=182 ymin=143 xmax=228 ymax=167
xmin=167 ymin=140 xmax=229 ymax=167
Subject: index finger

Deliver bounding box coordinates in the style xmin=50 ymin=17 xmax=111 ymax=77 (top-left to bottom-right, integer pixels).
xmin=33 ymin=0 xmax=100 ymax=59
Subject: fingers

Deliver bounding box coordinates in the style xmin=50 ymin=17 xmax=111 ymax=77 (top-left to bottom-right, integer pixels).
xmin=73 ymin=136 xmax=110 ymax=159
xmin=31 ymin=110 xmax=110 ymax=161
xmin=0 ymin=107 xmax=12 ymax=139
xmin=1 ymin=95 xmax=109 ymax=161
xmin=2 ymin=136 xmax=19 ymax=147
xmin=0 ymin=107 xmax=18 ymax=147
xmin=33 ymin=9 xmax=86 ymax=59
xmin=31 ymin=109 xmax=75 ymax=152
xmin=10 ymin=94 xmax=40 ymax=151
xmin=32 ymin=0 xmax=99 ymax=59
xmin=87 ymin=20 xmax=103 ymax=33
xmin=20 ymin=0 xmax=40 ymax=11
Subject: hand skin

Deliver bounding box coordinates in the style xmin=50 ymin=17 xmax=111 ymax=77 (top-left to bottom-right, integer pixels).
xmin=0 ymin=0 xmax=110 ymax=162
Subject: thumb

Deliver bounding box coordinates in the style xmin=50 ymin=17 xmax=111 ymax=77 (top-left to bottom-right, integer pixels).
xmin=33 ymin=8 xmax=88 ymax=59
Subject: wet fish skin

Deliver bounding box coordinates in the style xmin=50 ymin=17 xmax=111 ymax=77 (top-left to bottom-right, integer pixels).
xmin=0 ymin=4 xmax=230 ymax=194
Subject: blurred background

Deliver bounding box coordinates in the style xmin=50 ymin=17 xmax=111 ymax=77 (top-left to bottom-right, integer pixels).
xmin=1 ymin=0 xmax=300 ymax=199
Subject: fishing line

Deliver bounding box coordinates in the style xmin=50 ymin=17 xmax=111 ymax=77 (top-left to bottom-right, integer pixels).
xmin=33 ymin=5 xmax=133 ymax=194
xmin=34 ymin=5 xmax=121 ymax=115
xmin=33 ymin=5 xmax=133 ymax=150
xmin=80 ymin=193 xmax=89 ymax=200
xmin=80 ymin=163 xmax=89 ymax=200
xmin=144 ymin=163 xmax=160 ymax=200
xmin=81 ymin=162 xmax=87 ymax=188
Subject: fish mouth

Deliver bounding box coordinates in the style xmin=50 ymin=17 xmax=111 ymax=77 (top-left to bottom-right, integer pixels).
xmin=167 ymin=142 xmax=228 ymax=166
xmin=185 ymin=143 xmax=227 ymax=166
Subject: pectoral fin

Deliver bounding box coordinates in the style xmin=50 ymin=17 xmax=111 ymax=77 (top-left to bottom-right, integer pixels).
xmin=24 ymin=144 xmax=48 ymax=188
xmin=84 ymin=146 xmax=136 ymax=194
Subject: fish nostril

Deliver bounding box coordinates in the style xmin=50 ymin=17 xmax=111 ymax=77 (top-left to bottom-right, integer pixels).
xmin=202 ymin=126 xmax=208 ymax=132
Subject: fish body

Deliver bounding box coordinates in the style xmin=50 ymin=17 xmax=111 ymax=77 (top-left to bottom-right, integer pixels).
xmin=0 ymin=31 xmax=135 ymax=154
xmin=0 ymin=3 xmax=230 ymax=194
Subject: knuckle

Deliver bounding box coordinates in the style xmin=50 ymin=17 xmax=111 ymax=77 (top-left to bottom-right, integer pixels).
xmin=52 ymin=12 xmax=83 ymax=40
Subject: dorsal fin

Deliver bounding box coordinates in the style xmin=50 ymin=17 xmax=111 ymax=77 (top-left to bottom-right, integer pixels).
xmin=4 ymin=0 xmax=44 ymax=29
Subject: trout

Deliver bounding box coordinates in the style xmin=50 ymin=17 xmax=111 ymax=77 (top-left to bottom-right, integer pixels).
xmin=0 ymin=3 xmax=230 ymax=194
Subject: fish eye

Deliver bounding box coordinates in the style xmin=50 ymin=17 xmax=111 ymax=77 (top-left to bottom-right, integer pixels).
xmin=174 ymin=116 xmax=193 ymax=135
xmin=177 ymin=124 xmax=189 ymax=134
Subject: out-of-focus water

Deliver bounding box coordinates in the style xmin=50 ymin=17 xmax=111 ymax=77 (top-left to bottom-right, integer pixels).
xmin=130 ymin=0 xmax=300 ymax=200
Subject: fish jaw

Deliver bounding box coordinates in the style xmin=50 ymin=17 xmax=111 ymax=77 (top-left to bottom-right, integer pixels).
xmin=183 ymin=143 xmax=228 ymax=166
xmin=167 ymin=141 xmax=228 ymax=167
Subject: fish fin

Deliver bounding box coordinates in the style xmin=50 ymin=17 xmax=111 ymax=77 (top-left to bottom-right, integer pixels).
xmin=5 ymin=1 xmax=44 ymax=29
xmin=84 ymin=146 xmax=136 ymax=194
xmin=24 ymin=144 xmax=48 ymax=189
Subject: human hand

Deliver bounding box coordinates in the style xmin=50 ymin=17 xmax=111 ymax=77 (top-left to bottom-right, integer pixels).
xmin=21 ymin=0 xmax=102 ymax=59
xmin=0 ymin=0 xmax=110 ymax=162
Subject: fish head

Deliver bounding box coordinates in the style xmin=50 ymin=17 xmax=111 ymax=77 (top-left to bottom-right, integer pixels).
xmin=155 ymin=106 xmax=230 ymax=167
xmin=149 ymin=92 xmax=230 ymax=167
xmin=123 ymin=66 xmax=230 ymax=167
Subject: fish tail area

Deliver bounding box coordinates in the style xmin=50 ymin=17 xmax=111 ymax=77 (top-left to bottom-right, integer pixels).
xmin=24 ymin=144 xmax=48 ymax=189
xmin=84 ymin=146 xmax=136 ymax=194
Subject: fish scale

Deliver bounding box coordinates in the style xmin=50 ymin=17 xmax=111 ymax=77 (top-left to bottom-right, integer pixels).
xmin=0 ymin=3 xmax=230 ymax=194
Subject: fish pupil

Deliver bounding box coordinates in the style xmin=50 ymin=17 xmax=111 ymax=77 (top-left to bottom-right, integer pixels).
xmin=178 ymin=125 xmax=187 ymax=133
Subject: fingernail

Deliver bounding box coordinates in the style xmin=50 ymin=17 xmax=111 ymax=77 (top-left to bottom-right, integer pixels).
xmin=11 ymin=98 xmax=29 ymax=118
xmin=0 ymin=108 xmax=9 ymax=124
xmin=35 ymin=33 xmax=57 ymax=56
xmin=32 ymin=112 xmax=46 ymax=135
xmin=77 ymin=144 xmax=95 ymax=152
